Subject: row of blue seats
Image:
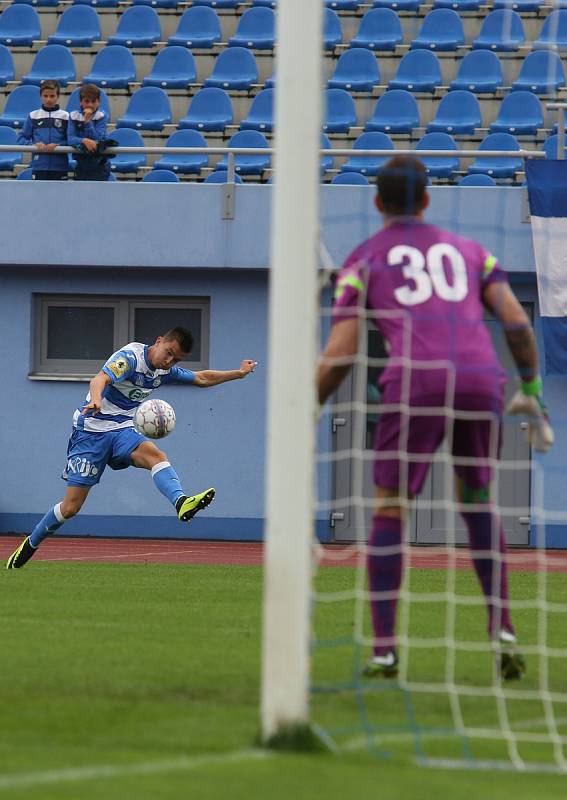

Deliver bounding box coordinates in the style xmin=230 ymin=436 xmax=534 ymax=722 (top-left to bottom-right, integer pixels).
xmin=8 ymin=0 xmax=563 ymax=12
xmin=2 ymin=42 xmax=566 ymax=95
xmin=10 ymin=169 xmax=513 ymax=187
xmin=0 ymin=82 xmax=555 ymax=135
xmin=1 ymin=125 xmax=554 ymax=179
xmin=4 ymin=6 xmax=567 ymax=52
xmin=0 ymin=6 xmax=548 ymax=53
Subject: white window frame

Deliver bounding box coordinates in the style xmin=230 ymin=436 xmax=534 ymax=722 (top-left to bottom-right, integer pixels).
xmin=31 ymin=294 xmax=211 ymax=379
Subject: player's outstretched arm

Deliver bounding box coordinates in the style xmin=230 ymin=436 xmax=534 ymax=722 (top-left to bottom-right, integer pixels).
xmin=82 ymin=371 xmax=112 ymax=416
xmin=482 ymin=281 xmax=554 ymax=452
xmin=192 ymin=359 xmax=258 ymax=388
xmin=317 ymin=318 xmax=360 ymax=405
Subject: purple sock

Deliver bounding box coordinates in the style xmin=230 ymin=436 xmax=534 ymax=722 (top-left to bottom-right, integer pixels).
xmin=367 ymin=515 xmax=404 ymax=656
xmin=461 ymin=510 xmax=513 ymax=637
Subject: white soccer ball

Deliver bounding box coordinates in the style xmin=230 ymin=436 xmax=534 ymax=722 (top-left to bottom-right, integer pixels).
xmin=133 ymin=399 xmax=176 ymax=439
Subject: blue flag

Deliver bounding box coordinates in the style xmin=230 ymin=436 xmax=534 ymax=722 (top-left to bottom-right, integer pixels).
xmin=526 ymin=159 xmax=567 ymax=375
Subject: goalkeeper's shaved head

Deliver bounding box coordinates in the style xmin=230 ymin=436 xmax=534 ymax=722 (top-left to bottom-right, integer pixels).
xmin=376 ymin=155 xmax=429 ymax=217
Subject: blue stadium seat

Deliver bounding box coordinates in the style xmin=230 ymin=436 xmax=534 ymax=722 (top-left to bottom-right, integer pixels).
xmin=365 ymin=89 xmax=419 ymax=134
xmin=340 ymin=131 xmax=394 ymax=176
xmin=0 ymin=84 xmax=39 ymax=128
xmin=216 ymin=130 xmax=270 ymax=175
xmin=426 ymin=90 xmax=481 ymax=134
xmin=542 ymin=135 xmax=566 ymax=160
xmin=467 ymin=132 xmax=522 ymax=179
xmin=388 ymin=50 xmax=442 ymax=93
xmin=533 ymin=10 xmax=567 ymax=52
xmin=324 ymin=8 xmax=343 ymax=51
xmin=142 ymin=47 xmax=196 ymax=89
xmin=22 ymin=45 xmax=76 ymax=86
xmin=240 ymin=88 xmax=274 ymax=132
xmin=0 ymin=45 xmax=15 ymax=86
xmin=320 ymin=133 xmax=333 ymax=176
xmin=167 ymin=7 xmax=221 ymax=48
xmin=373 ymin=0 xmax=420 ymax=10
xmin=472 ymin=10 xmax=524 ymax=52
xmin=0 ymin=126 xmax=23 ymax=171
xmin=416 ymin=132 xmax=459 ymax=179
xmin=326 ymin=0 xmax=361 ymax=8
xmin=0 ymin=6 xmax=40 ymax=46
xmin=74 ymin=0 xmax=119 ymax=9
xmin=490 ymin=91 xmax=543 ymax=136
xmin=134 ymin=0 xmax=178 ymax=9
xmin=13 ymin=0 xmax=58 ymax=8
xmin=252 ymin=0 xmax=277 ymax=7
xmin=48 ymin=6 xmax=101 ymax=47
xmin=107 ymin=7 xmax=161 ymax=48
xmin=229 ymin=7 xmax=275 ymax=50
xmin=66 ymin=86 xmax=111 ymax=119
xmin=512 ymin=51 xmax=565 ymax=94
xmin=82 ymin=45 xmax=136 ymax=89
xmin=265 ymin=72 xmax=275 ymax=88
xmin=410 ymin=9 xmax=465 ymax=51
xmin=328 ymin=48 xmax=380 ymax=92
xmin=204 ymin=171 xmax=243 ymax=183
xmin=323 ymin=88 xmax=357 ymax=133
xmin=179 ymin=87 xmax=233 ymax=132
xmin=449 ymin=50 xmax=503 ymax=93
xmin=109 ymin=128 xmax=147 ymax=173
xmin=153 ymin=129 xmax=209 ymax=174
xmin=16 ymin=167 xmax=33 ymax=179
xmin=142 ymin=169 xmax=180 ymax=182
xmin=204 ymin=48 xmax=258 ymax=90
xmin=331 ymin=172 xmax=370 ymax=185
xmin=192 ymin=0 xmax=239 ymax=7
xmin=493 ymin=0 xmax=542 ymax=11
xmin=116 ymin=87 xmax=172 ymax=131
xmin=350 ymin=9 xmax=403 ymax=51
xmin=458 ymin=173 xmax=497 ymax=186
xmin=434 ymin=0 xmax=483 ymax=8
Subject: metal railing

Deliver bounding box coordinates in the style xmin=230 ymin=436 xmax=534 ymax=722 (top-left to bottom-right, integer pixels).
xmin=0 ymin=143 xmax=550 ymax=219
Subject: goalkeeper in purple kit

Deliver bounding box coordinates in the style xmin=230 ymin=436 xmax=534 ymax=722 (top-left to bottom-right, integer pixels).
xmin=317 ymin=155 xmax=553 ymax=681
xmin=7 ymin=327 xmax=257 ymax=570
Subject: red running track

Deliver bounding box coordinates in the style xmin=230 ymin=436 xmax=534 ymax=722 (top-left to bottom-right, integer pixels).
xmin=1 ymin=536 xmax=567 ymax=571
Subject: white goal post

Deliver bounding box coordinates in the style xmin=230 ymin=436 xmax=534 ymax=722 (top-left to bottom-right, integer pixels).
xmin=260 ymin=1 xmax=322 ymax=745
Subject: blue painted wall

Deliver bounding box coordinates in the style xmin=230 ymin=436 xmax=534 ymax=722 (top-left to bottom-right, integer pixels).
xmin=0 ymin=183 xmax=564 ymax=546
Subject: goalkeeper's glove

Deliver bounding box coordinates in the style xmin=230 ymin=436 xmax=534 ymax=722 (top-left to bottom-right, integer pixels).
xmin=506 ymin=377 xmax=555 ymax=453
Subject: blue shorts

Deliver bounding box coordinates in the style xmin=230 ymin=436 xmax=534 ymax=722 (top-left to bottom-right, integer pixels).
xmin=62 ymin=427 xmax=147 ymax=487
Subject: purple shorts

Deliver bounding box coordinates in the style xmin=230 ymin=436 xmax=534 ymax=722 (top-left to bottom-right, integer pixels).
xmin=373 ymin=384 xmax=503 ymax=495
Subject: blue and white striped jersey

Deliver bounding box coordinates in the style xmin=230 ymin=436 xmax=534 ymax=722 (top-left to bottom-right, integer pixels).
xmin=74 ymin=342 xmax=196 ymax=433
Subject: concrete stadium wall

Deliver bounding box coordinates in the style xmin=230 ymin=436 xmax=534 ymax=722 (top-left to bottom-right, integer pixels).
xmin=0 ymin=182 xmax=565 ymax=546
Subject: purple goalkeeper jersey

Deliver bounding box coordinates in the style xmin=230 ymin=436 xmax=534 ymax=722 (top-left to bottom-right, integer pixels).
xmin=332 ymin=220 xmax=508 ymax=399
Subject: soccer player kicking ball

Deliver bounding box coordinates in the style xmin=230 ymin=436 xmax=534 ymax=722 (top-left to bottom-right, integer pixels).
xmin=7 ymin=328 xmax=257 ymax=569
xmin=317 ymin=155 xmax=553 ymax=681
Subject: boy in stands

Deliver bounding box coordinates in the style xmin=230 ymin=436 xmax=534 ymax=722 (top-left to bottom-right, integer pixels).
xmin=317 ymin=155 xmax=553 ymax=680
xmin=68 ymin=83 xmax=113 ymax=182
xmin=17 ymin=79 xmax=69 ymax=181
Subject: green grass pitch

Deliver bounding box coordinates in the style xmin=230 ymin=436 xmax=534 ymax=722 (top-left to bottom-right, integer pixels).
xmin=2 ymin=560 xmax=566 ymax=799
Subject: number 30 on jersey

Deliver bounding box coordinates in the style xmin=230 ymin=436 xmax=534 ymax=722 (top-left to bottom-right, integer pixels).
xmin=390 ymin=243 xmax=468 ymax=307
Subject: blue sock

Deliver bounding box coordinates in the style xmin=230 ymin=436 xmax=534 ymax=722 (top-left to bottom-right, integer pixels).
xmin=29 ymin=504 xmax=66 ymax=548
xmin=151 ymin=462 xmax=184 ymax=507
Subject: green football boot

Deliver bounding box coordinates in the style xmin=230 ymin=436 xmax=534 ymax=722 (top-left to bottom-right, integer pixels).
xmin=6 ymin=536 xmax=37 ymax=570
xmin=176 ymin=488 xmax=216 ymax=522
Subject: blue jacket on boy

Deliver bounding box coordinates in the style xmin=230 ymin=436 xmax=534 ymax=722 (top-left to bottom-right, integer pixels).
xmin=17 ymin=105 xmax=69 ymax=174
xmin=68 ymin=109 xmax=111 ymax=179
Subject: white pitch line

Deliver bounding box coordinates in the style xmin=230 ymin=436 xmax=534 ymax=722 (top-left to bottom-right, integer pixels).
xmin=0 ymin=749 xmax=269 ymax=791
xmin=44 ymin=551 xmax=200 ymax=562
